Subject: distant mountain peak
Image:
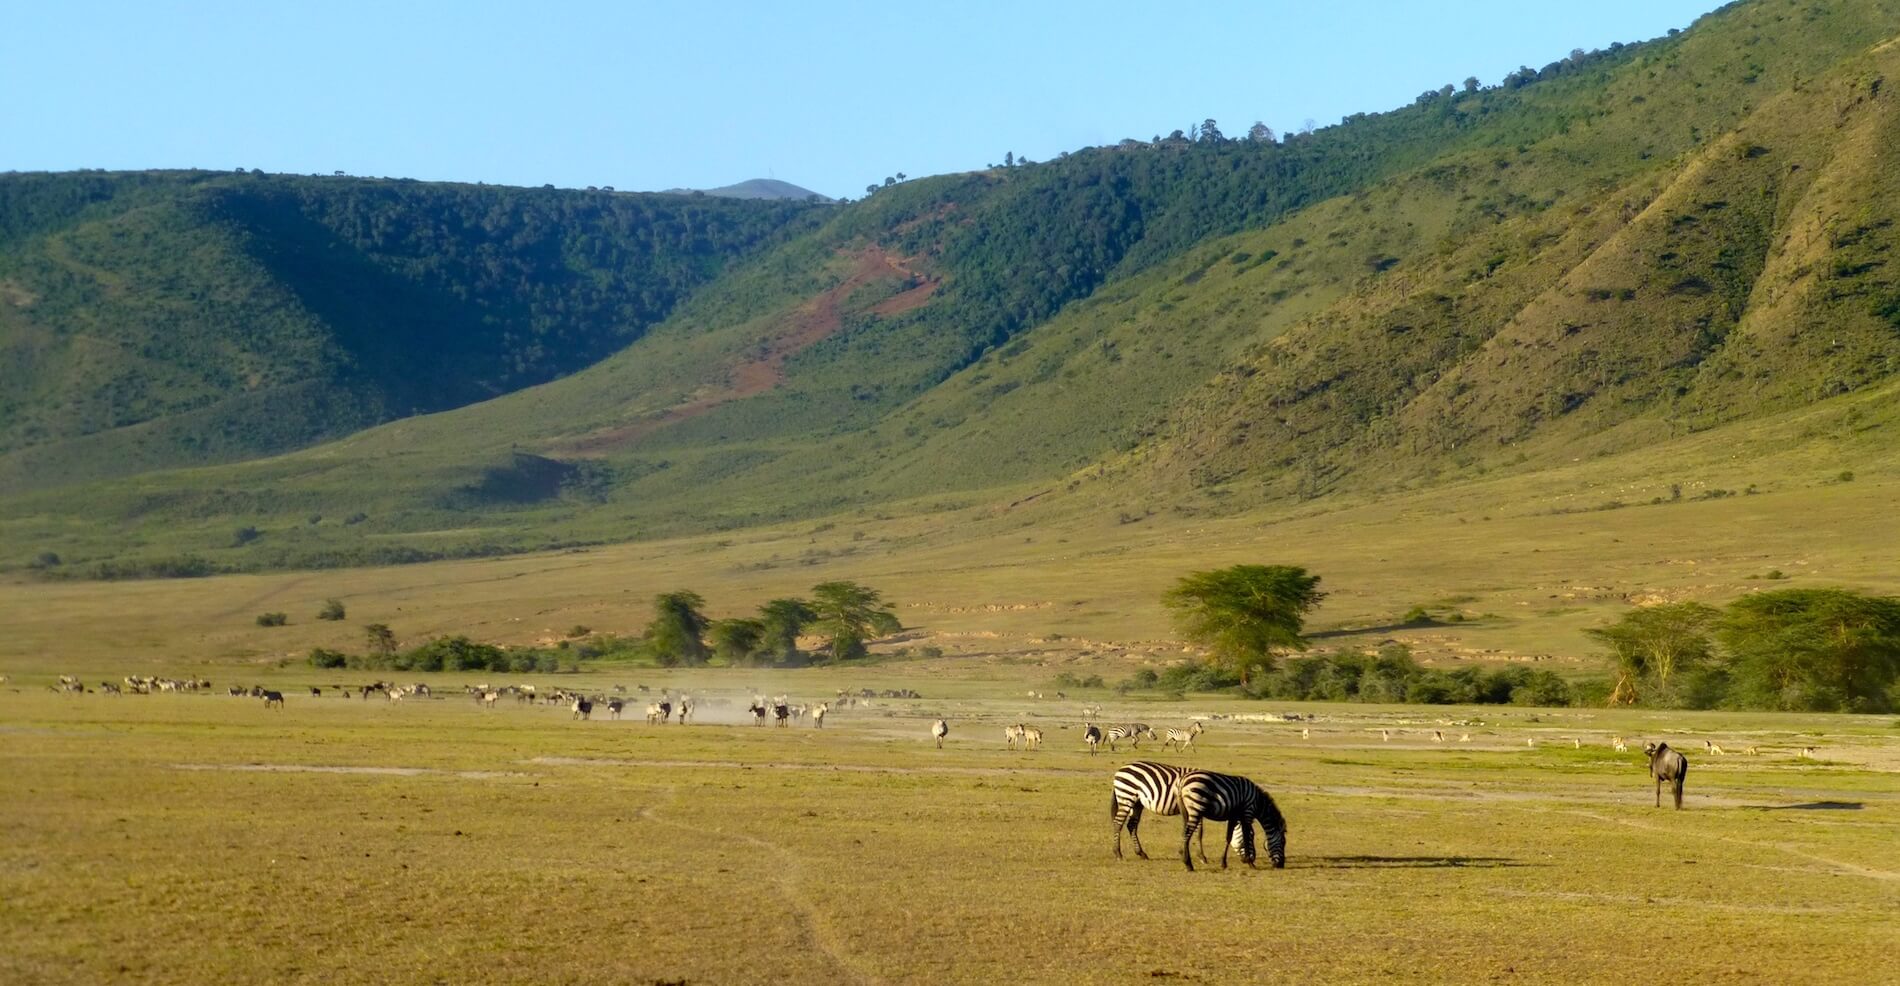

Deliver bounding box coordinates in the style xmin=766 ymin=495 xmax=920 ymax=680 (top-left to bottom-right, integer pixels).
xmin=661 ymin=178 xmax=834 ymax=202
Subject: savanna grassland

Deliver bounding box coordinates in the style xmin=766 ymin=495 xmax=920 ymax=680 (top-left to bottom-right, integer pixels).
xmin=2 ymin=673 xmax=1896 ymax=985
xmin=3 ymin=458 xmax=1898 ymax=984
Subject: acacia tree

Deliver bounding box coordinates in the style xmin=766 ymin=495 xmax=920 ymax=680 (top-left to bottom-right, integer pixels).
xmin=758 ymin=597 xmax=817 ymax=664
xmin=1717 ymin=589 xmax=1900 ymax=712
xmin=364 ymin=623 xmax=397 ymax=657
xmin=646 ymin=590 xmax=710 ymax=667
xmin=1583 ymin=602 xmax=1719 ymax=705
xmin=709 ymin=617 xmax=766 ymax=665
xmin=1162 ymin=565 xmax=1326 ymax=686
xmin=810 ymin=581 xmax=900 ymax=662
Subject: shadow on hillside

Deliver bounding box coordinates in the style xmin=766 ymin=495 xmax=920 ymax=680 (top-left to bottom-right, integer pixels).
xmin=1745 ymin=801 xmax=1863 ymax=811
xmin=1308 ymin=620 xmax=1437 ymax=640
xmin=1305 ymin=855 xmax=1535 ymax=869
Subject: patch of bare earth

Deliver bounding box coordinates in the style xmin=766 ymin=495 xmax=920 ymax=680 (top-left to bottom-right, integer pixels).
xmin=555 ymin=246 xmax=936 ymax=456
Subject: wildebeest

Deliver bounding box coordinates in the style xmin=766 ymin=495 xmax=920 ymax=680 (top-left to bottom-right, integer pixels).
xmin=1083 ymin=723 xmax=1103 ymax=755
xmin=261 ymin=691 xmax=285 ymax=709
xmin=774 ymin=703 xmax=790 ymax=727
xmin=571 ymin=698 xmax=593 ymax=720
xmin=1644 ymin=741 xmax=1689 ymax=809
xmin=605 ymin=698 xmax=624 ymax=720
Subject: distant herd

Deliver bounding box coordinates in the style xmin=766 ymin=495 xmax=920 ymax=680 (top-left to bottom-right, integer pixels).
xmin=19 ymin=672 xmax=1836 ymax=871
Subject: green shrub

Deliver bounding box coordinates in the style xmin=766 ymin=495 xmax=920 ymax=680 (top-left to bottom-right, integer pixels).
xmin=317 ymin=598 xmax=346 ymax=621
xmin=307 ymin=648 xmax=348 ymax=669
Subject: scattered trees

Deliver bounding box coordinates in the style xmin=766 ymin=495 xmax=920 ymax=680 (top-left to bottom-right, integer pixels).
xmin=1585 ymin=588 xmax=1900 ymax=712
xmin=645 ymin=590 xmax=711 ymax=666
xmin=759 ymin=597 xmax=818 ymax=663
xmin=1584 ymin=602 xmax=1718 ymax=704
xmin=1162 ymin=565 xmax=1326 ymax=686
xmin=364 ymin=623 xmax=397 ymax=657
xmin=709 ymin=617 xmax=767 ymax=665
xmin=810 ymin=580 xmax=901 ymax=662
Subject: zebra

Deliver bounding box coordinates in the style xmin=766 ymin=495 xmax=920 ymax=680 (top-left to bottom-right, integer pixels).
xmin=1021 ymin=726 xmax=1042 ymax=750
xmin=932 ymin=719 xmax=949 ymax=749
xmin=1161 ymin=722 xmax=1204 ymax=752
xmin=812 ymin=703 xmax=828 ymax=728
xmin=1005 ymin=724 xmax=1027 ymax=749
xmin=1106 ymin=723 xmax=1156 ymax=752
xmin=1175 ymin=769 xmax=1288 ymax=871
xmin=1111 ymin=761 xmax=1236 ymax=863
xmin=1083 ymin=723 xmax=1102 ymax=755
xmin=1644 ymin=742 xmax=1689 ymax=809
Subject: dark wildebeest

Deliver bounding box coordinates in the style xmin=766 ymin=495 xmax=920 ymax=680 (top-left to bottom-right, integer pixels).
xmin=571 ymin=698 xmax=593 ymax=721
xmin=261 ymin=691 xmax=285 ymax=709
xmin=1644 ymin=741 xmax=1689 ymax=809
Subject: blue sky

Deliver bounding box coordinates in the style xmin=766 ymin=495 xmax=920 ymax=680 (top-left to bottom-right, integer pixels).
xmin=5 ymin=1 xmax=1724 ymax=199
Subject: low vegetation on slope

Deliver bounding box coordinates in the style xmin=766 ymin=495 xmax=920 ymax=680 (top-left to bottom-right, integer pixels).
xmin=0 ymin=172 xmax=823 ymax=488
xmin=5 ymin=0 xmax=1900 ymax=577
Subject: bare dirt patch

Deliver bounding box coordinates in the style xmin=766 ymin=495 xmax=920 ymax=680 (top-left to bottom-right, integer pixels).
xmin=556 ymin=246 xmax=936 ymax=455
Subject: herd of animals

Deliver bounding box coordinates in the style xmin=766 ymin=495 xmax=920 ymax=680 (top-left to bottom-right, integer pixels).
xmin=22 ymin=673 xmax=1842 ymax=871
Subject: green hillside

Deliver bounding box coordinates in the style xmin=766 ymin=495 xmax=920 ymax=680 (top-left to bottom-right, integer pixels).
xmin=0 ymin=172 xmax=823 ymax=489
xmin=5 ymin=0 xmax=1900 ymax=578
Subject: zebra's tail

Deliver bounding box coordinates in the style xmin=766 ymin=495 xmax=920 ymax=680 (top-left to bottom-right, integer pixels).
xmin=1110 ymin=791 xmax=1119 ymax=819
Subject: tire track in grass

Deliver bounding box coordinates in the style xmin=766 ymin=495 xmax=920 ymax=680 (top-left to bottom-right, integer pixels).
xmin=1559 ymin=809 xmax=1898 ymax=883
xmin=635 ymin=787 xmax=881 ymax=985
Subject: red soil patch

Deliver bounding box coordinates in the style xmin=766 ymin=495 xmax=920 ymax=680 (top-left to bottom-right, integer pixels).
xmin=554 ymin=247 xmax=936 ymax=456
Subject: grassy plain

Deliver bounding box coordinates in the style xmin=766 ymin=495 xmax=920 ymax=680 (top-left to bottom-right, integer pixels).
xmin=1 ymin=674 xmax=1895 ymax=985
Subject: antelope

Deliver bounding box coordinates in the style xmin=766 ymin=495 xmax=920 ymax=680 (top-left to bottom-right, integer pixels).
xmin=1613 ymin=736 xmax=1629 ymax=753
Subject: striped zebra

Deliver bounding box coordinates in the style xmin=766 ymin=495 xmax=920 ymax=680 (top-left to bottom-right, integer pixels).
xmin=1175 ymin=769 xmax=1288 ymax=871
xmin=1106 ymin=723 xmax=1157 ymax=752
xmin=1111 ymin=761 xmax=1236 ymax=863
xmin=1161 ymin=722 xmax=1203 ymax=752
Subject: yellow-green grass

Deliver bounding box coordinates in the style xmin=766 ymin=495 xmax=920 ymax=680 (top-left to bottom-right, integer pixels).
xmin=2 ymin=681 xmax=1895 ymax=985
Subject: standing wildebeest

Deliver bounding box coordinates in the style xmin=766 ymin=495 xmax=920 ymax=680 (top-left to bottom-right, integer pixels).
xmin=932 ymin=719 xmax=949 ymax=748
xmin=1083 ymin=723 xmax=1103 ymax=756
xmin=260 ymin=691 xmax=285 ymax=709
xmin=571 ymin=698 xmax=593 ymax=721
xmin=1644 ymin=741 xmax=1689 ymax=809
xmin=605 ymin=698 xmax=624 ymax=720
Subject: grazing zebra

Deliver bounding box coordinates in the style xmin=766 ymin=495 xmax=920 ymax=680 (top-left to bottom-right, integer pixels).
xmin=1005 ymin=724 xmax=1027 ymax=749
xmin=571 ymin=698 xmax=593 ymax=721
xmin=1106 ymin=723 xmax=1156 ymax=752
xmin=1021 ymin=726 xmax=1042 ymax=750
xmin=1083 ymin=723 xmax=1102 ymax=755
xmin=1111 ymin=761 xmax=1233 ymax=863
xmin=1175 ymin=770 xmax=1288 ymax=871
xmin=932 ymin=719 xmax=949 ymax=748
xmin=260 ymin=691 xmax=285 ymax=709
xmin=1644 ymin=742 xmax=1689 ymax=809
xmin=1161 ymin=722 xmax=1204 ymax=752
xmin=481 ymin=690 xmax=500 ymax=709
xmin=605 ymin=698 xmax=624 ymax=720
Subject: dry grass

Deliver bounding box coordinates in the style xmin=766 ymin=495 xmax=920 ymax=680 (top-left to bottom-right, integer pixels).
xmin=1 ymin=676 xmax=1895 ymax=985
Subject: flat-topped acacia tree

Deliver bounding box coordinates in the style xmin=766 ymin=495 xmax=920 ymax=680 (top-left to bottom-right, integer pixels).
xmin=1163 ymin=565 xmax=1325 ymax=687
